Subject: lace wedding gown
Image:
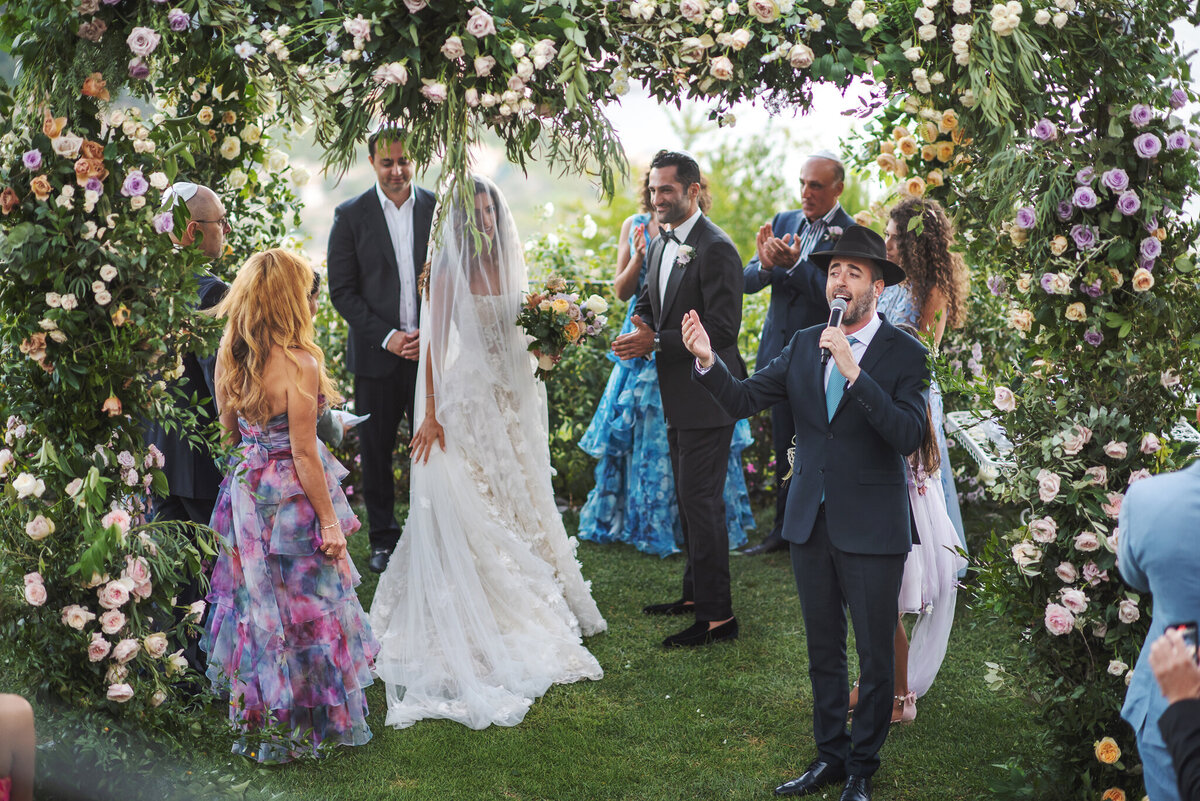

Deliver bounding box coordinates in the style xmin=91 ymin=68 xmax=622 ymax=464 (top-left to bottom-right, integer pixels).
xmin=369 ymin=179 xmax=605 ymax=730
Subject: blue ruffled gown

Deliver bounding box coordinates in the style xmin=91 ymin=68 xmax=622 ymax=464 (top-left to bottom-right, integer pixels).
xmin=578 ymin=213 xmax=755 ymax=556
xmin=877 ymin=284 xmax=967 ymax=552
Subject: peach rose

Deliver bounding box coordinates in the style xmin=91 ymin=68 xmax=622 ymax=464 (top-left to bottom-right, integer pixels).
xmin=710 ymin=56 xmax=735 ymax=81
xmin=143 ymin=632 xmax=169 ymax=658
xmin=926 ymin=169 xmax=944 ymax=187
xmin=1008 ymin=308 xmax=1033 ymax=333
xmin=1065 ymin=302 xmax=1087 ymax=322
xmin=97 ymin=577 xmax=133 ymax=610
xmin=101 ymin=394 xmax=123 ymax=416
xmin=1101 ymin=788 xmax=1126 ymax=801
xmin=935 ymin=141 xmax=955 ymax=162
xmin=1094 ymin=737 xmax=1121 ymax=764
xmin=1 ymin=187 xmax=19 ymax=215
xmin=82 ymin=72 xmax=111 ymax=101
xmin=30 ymin=175 xmax=53 ymax=202
xmin=904 ymin=177 xmax=927 ymax=197
xmin=23 ymin=578 xmax=47 ymax=607
xmin=1131 ymin=267 xmax=1154 ymax=292
xmin=110 ymin=304 xmax=130 ymax=326
xmin=61 ymin=604 xmax=96 ymax=630
xmin=42 ymin=110 xmax=67 ymax=139
xmin=80 ymin=140 xmax=105 ymax=161
xmin=1060 ymin=424 xmax=1091 ymax=455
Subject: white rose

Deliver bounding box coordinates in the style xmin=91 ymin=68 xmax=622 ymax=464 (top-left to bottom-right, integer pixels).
xmin=904 ymin=47 xmax=922 ymax=61
xmin=240 ymin=124 xmax=263 ymax=145
xmin=729 ymin=28 xmax=753 ymax=50
xmin=583 ymin=294 xmax=609 ymax=315
xmin=148 ymin=172 xmax=168 ymax=190
xmin=1034 ymin=8 xmax=1050 ymax=23
xmin=1052 ymin=11 xmax=1067 ymax=27
xmin=130 ymin=196 xmax=146 ymax=210
xmin=420 ymin=82 xmax=448 ymax=103
xmin=918 ymin=24 xmax=937 ymax=40
xmin=227 ymin=168 xmax=248 ymax=190
xmin=166 ymin=649 xmax=189 ymax=676
xmin=219 ymin=136 xmax=241 ymax=160
xmin=13 ymin=472 xmax=44 ymax=499
xmin=60 ymin=293 xmax=78 ymax=310
xmin=915 ymin=7 xmax=934 ymax=23
xmin=94 ymin=289 xmax=112 ymax=306
xmin=516 ymin=58 xmax=534 ymax=80
xmin=291 ymin=166 xmax=311 ymax=187
xmin=265 ymin=150 xmax=290 ymax=173
xmin=1118 ymin=599 xmax=1140 ymax=624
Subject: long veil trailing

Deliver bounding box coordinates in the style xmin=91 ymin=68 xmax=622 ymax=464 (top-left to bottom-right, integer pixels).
xmin=369 ymin=176 xmax=605 ymax=730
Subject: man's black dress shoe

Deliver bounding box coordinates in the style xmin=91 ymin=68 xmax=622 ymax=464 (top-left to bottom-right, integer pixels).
xmin=368 ymin=546 xmax=392 ymax=574
xmin=662 ymin=618 xmax=738 ymax=647
xmin=642 ymin=599 xmax=694 ymax=616
xmin=838 ymin=776 xmax=871 ymax=801
xmin=742 ymin=529 xmax=787 ymax=556
xmin=774 ymin=760 xmax=847 ymax=797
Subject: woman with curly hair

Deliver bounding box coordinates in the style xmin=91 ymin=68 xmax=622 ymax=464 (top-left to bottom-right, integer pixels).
xmin=203 ymin=249 xmax=378 ymax=763
xmin=577 ymin=169 xmax=755 ymax=557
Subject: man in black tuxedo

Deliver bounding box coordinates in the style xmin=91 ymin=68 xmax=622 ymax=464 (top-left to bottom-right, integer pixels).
xmin=742 ymin=152 xmax=855 ymax=556
xmin=612 ymin=150 xmax=745 ymax=648
xmin=146 ymin=182 xmax=230 ymax=674
xmin=328 ymin=127 xmax=435 ymax=573
xmin=683 ymin=225 xmax=928 ymax=801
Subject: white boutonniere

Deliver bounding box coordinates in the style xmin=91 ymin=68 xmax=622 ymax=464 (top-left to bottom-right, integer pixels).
xmin=674 ymin=245 xmax=695 ymax=268
xmin=827 ymin=226 xmax=844 ymax=241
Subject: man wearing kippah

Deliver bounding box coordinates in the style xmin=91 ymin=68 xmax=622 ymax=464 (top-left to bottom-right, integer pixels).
xmin=741 ymin=152 xmax=855 ymax=556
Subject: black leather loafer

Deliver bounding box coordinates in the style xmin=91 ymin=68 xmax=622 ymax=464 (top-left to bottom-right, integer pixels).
xmin=774 ymin=760 xmax=847 ymax=797
xmin=742 ymin=530 xmax=787 ymax=555
xmin=662 ymin=617 xmax=738 ymax=647
xmin=642 ymin=599 xmax=694 ymax=616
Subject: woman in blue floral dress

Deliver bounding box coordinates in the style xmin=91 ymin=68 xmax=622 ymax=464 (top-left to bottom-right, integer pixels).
xmin=579 ymin=177 xmax=754 ymax=556
xmin=202 ymin=249 xmax=378 ymax=763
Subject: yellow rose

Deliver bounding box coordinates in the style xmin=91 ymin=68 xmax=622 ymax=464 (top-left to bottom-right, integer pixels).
xmin=941 ymin=109 xmax=959 ymax=132
xmin=926 ymin=169 xmax=944 ymax=187
xmin=897 ymin=136 xmax=919 ymax=157
xmin=875 ymin=153 xmax=899 ymax=173
xmin=1049 ymin=236 xmax=1069 ymax=256
xmin=551 ymin=298 xmax=570 ymax=314
xmin=904 ymin=176 xmax=927 ymax=197
xmin=921 ymin=144 xmax=937 ymax=162
xmin=219 ymin=136 xmax=241 ymax=160
xmin=892 ymin=125 xmax=911 ymax=140
xmin=1065 ymin=302 xmax=1087 ymax=322
xmin=880 ymin=141 xmax=896 ymax=155
xmin=935 ymin=141 xmax=955 ymax=162
xmin=564 ymin=321 xmax=582 ymax=343
xmin=111 ymin=304 xmax=130 ymax=327
xmin=1094 ymin=736 xmax=1121 ymax=765
xmin=1131 ymin=267 xmax=1154 ymax=292
xmin=1101 ymin=789 xmax=1126 ymax=801
xmin=42 ymin=109 xmax=67 ymax=139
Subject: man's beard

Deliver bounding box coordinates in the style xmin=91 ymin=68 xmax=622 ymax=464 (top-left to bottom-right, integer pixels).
xmin=657 ymin=198 xmax=689 ymax=226
xmin=841 ymin=290 xmax=875 ymax=326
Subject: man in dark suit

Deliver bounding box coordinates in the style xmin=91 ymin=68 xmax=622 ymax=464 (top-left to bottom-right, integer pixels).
xmin=1150 ymin=623 xmax=1200 ymax=801
xmin=742 ymin=152 xmax=854 ymax=555
xmin=146 ymin=182 xmax=230 ymax=674
xmin=683 ymin=226 xmax=928 ymax=801
xmin=328 ymin=127 xmax=435 ymax=573
xmin=612 ymin=150 xmax=745 ymax=648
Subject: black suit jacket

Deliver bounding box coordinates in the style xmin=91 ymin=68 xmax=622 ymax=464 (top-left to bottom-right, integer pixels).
xmin=1161 ymin=698 xmax=1200 ymax=801
xmin=743 ymin=206 xmax=856 ymax=369
xmin=633 ymin=214 xmax=745 ymax=430
xmin=327 ymin=185 xmax=436 ymax=378
xmin=146 ymin=273 xmax=229 ymax=500
xmin=695 ymin=314 xmax=929 ymax=554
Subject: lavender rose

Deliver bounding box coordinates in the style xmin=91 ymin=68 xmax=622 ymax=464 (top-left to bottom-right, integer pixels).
xmin=167 ymin=9 xmax=190 ymax=32
xmin=126 ymin=26 xmax=161 ymax=57
xmin=1171 ymin=88 xmax=1188 ymax=109
xmin=1134 ymin=132 xmax=1162 ymax=158
xmin=1015 ymin=206 xmax=1036 ymax=228
xmin=1032 ymin=118 xmax=1057 ymax=141
xmin=120 ymin=170 xmax=149 ymax=197
xmin=1166 ymin=130 xmax=1191 ymax=150
xmin=1056 ymin=200 xmax=1074 ymax=222
xmin=1100 ymin=168 xmax=1128 ymax=192
xmin=1072 ymin=185 xmax=1098 ymax=209
xmin=152 ymin=212 xmax=173 ymax=234
xmin=986 ymin=275 xmax=1006 ymax=296
xmin=1084 ymin=329 xmax=1103 ymax=346
xmin=1039 ymin=273 xmax=1056 ymax=294
xmin=22 ymin=149 xmax=42 ymax=171
xmin=128 ymin=58 xmax=150 ymax=80
xmin=1069 ymin=224 xmax=1096 ymax=250
xmin=1116 ymin=190 xmax=1141 ymax=216
xmin=1139 ymin=236 xmax=1162 ymax=260
xmin=1075 ymin=166 xmax=1094 ymax=185
xmin=1128 ymin=103 xmax=1153 ymax=128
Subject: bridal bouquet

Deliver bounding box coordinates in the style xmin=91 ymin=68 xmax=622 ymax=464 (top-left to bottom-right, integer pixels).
xmin=518 ymin=275 xmax=608 ymax=380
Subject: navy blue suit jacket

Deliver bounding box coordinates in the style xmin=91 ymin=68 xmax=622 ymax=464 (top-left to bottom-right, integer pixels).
xmin=695 ymin=314 xmax=928 ymax=554
xmin=744 ymin=206 xmax=856 ymax=371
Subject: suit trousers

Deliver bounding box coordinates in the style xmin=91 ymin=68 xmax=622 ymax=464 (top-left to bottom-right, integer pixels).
xmin=790 ymin=507 xmax=905 ymax=777
xmin=770 ymin=398 xmax=795 ymax=536
xmin=668 ymin=424 xmax=735 ymax=621
xmin=355 ymin=359 xmax=419 ymax=552
xmin=153 ymin=494 xmax=217 ymax=677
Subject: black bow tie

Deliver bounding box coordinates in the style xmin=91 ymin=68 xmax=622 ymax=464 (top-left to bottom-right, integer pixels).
xmin=660 ymin=228 xmax=680 ymax=244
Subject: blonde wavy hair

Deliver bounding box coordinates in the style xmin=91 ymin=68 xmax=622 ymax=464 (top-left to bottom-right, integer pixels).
xmin=213 ymin=248 xmax=342 ymax=425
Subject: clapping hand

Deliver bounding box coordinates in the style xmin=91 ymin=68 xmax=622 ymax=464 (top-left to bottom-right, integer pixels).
xmin=632 ymin=225 xmax=647 ymax=261
xmin=612 ymin=314 xmax=655 ymax=360
xmin=1150 ymin=627 xmax=1200 ymax=705
xmin=755 ymin=224 xmax=802 ymax=272
xmin=681 ymin=310 xmax=713 ymax=368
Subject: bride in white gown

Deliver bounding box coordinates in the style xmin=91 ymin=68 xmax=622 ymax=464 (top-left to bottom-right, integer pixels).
xmin=369 ymin=176 xmax=606 ymax=730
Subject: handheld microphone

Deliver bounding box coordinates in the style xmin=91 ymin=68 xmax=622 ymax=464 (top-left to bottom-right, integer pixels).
xmin=821 ymin=298 xmax=849 ymax=366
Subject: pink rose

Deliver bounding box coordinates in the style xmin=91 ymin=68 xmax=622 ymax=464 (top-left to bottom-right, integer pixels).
xmin=1106 ymin=530 xmax=1119 ymax=552
xmin=710 ymin=56 xmax=735 ymax=81
xmin=88 ymin=633 xmax=111 ymax=662
xmin=1118 ymin=598 xmax=1140 ymax=624
xmin=106 ymin=683 xmax=134 ymax=703
xmin=474 ymin=55 xmax=496 ymax=77
xmin=126 ymin=26 xmax=162 ymax=58
xmin=1073 ymin=531 xmax=1101 ymax=552
xmin=1128 ymin=469 xmax=1152 ymax=485
xmin=143 ymin=632 xmax=169 ymax=658
xmin=122 ymin=555 xmax=153 ymax=599
xmin=403 ymin=0 xmax=428 ymax=11
xmin=24 ymin=580 xmax=47 ymax=607
xmin=748 ymin=0 xmax=781 ymax=23
xmin=61 ymin=604 xmax=96 ymax=630
xmin=1029 ymin=516 xmax=1058 ymax=543
xmin=440 ymin=35 xmax=465 ymax=60
xmin=99 ymin=609 xmax=126 ymax=635
xmin=1101 ymin=491 xmax=1123 ymax=519
xmin=343 ymin=14 xmax=371 ymax=41
xmin=97 ymin=578 xmax=134 ymax=610
xmin=1055 ymin=562 xmax=1078 ymax=583
xmin=788 ymin=43 xmax=815 ymax=70
xmin=372 ymin=62 xmax=409 ymax=85
xmin=1036 ymin=469 xmax=1061 ymax=503
xmin=1082 ymin=561 xmax=1109 ymax=586
xmin=465 ymin=7 xmax=496 ymax=38
xmin=1061 ymin=424 xmax=1092 ymax=456
xmin=112 ymin=638 xmax=140 ymax=665
xmin=101 ymin=508 xmax=131 ymax=534
xmin=679 ymin=0 xmax=707 ymax=22
xmin=1044 ymin=602 xmax=1076 ymax=636
xmin=1084 ymin=465 xmax=1108 ymax=486
xmin=993 ymin=386 xmax=1016 ymax=412
xmin=1060 ymin=588 xmax=1088 ymax=614
xmin=1139 ymin=433 xmax=1161 ymax=454
xmin=1103 ymin=440 xmax=1128 ymax=459
xmin=420 ymin=82 xmax=448 ymax=103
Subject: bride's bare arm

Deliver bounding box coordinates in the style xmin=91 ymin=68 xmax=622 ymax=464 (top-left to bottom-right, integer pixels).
xmin=410 ymin=341 xmax=445 ymax=463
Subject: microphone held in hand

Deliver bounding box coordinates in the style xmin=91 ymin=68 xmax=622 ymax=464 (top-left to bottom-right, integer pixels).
xmin=820 ymin=298 xmax=849 ymax=366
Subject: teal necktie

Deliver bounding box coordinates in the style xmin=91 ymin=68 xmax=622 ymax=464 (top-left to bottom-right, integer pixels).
xmin=822 ymin=335 xmax=857 ymax=503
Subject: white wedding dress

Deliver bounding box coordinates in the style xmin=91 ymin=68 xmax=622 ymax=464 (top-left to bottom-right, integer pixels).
xmin=369 ymin=178 xmax=606 ymax=730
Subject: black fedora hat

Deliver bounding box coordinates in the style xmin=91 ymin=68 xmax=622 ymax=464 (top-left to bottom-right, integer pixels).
xmin=809 ymin=224 xmax=906 ymax=287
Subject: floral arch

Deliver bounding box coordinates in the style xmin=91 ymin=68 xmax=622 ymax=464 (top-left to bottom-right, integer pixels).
xmin=2 ymin=0 xmax=1199 ymax=796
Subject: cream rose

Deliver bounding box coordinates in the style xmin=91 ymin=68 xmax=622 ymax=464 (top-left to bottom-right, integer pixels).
xmin=1011 ymin=541 xmax=1043 ymax=575
xmin=25 ymin=514 xmax=55 ymax=541
xmin=787 ymin=43 xmax=814 ymax=69
xmin=1064 ymin=302 xmax=1087 ymax=322
xmin=1008 ymin=308 xmax=1033 ymax=333
xmin=993 ymin=386 xmax=1017 ymax=412
xmin=1117 ymin=599 xmax=1140 ymax=624
xmin=1139 ymin=433 xmax=1161 ymax=454
xmin=710 ymin=56 xmax=735 ymax=80
xmin=748 ymin=0 xmax=779 ymax=23
xmin=107 ymin=683 xmax=135 ymax=703
xmin=1049 ymin=236 xmax=1069 ymax=255
xmin=219 ymin=136 xmax=241 ymax=160
xmin=196 ymin=106 xmax=214 ymax=125
xmin=144 ymin=632 xmax=169 ymax=658
xmin=166 ymin=649 xmax=189 ymax=675
xmin=1131 ymin=267 xmax=1154 ymax=292
xmin=62 ymin=604 xmax=96 ymax=630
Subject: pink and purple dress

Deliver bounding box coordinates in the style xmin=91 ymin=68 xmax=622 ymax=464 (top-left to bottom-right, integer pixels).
xmin=202 ymin=412 xmax=379 ymax=763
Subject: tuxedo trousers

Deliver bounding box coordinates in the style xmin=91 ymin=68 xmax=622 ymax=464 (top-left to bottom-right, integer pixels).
xmin=668 ymin=424 xmax=735 ymax=621
xmin=791 ymin=507 xmax=905 ymax=777
xmin=355 ymin=359 xmax=419 ymax=552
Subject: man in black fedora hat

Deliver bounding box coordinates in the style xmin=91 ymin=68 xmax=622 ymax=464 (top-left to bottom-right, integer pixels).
xmin=681 ymin=224 xmax=929 ymax=801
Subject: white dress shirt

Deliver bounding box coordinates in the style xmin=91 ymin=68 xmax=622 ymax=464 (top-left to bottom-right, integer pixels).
xmin=658 ymin=208 xmax=704 ymax=308
xmin=376 ymin=183 xmax=418 ymax=349
xmin=824 ymin=308 xmax=881 ymax=390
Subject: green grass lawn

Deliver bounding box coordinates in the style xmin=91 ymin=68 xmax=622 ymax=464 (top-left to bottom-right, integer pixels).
xmin=18 ymin=502 xmax=1043 ymax=801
